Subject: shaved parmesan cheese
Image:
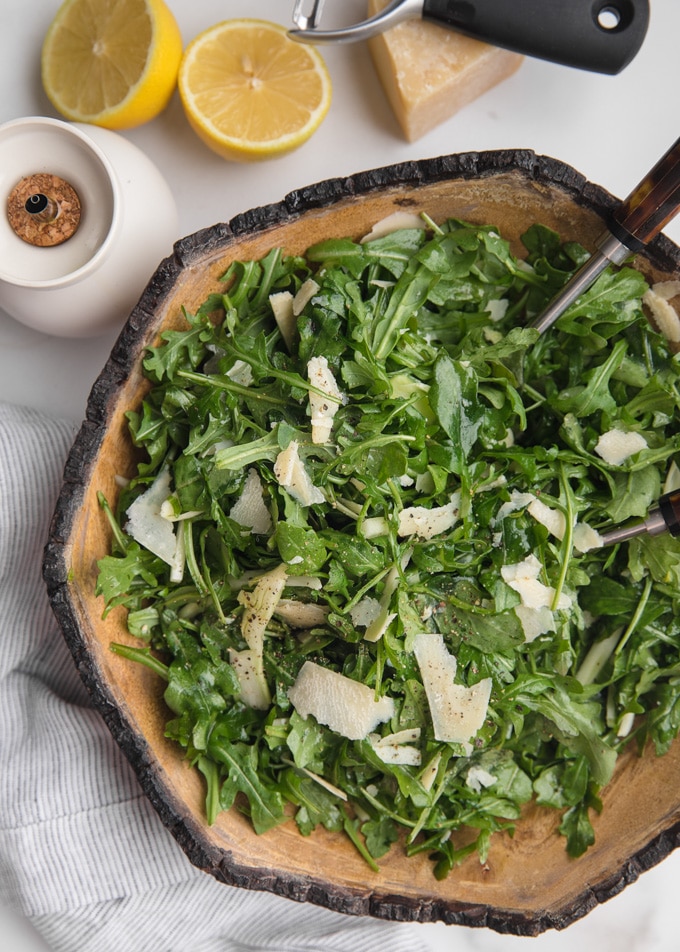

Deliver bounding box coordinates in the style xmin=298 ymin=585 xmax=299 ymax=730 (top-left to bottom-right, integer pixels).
xmin=364 ymin=610 xmax=397 ymax=644
xmin=307 ymin=355 xmax=344 ymax=444
xmin=617 ymin=711 xmax=636 ymax=738
xmin=594 ymin=428 xmax=648 ymax=466
xmin=412 ymin=633 xmax=492 ymax=744
xmin=466 ymin=765 xmax=496 ymax=793
xmin=361 ymin=211 xmax=427 ymax=242
xmin=269 ymin=291 xmax=296 ymax=351
xmin=664 ymin=460 xmax=680 ymax=494
xmin=237 ymin=563 xmax=288 ymax=660
xmin=370 ymin=740 xmax=422 ymax=766
xmin=572 ymin=523 xmax=603 ymax=553
xmin=274 ymin=598 xmax=329 ymax=628
xmin=643 ymin=280 xmax=680 ymax=342
xmin=501 ymin=554 xmax=571 ymax=611
xmin=226 ymin=359 xmax=254 ymax=387
xmin=398 ymin=491 xmax=460 ymax=540
xmin=274 ymin=441 xmax=325 ymax=506
xmin=527 ymin=497 xmax=602 ymax=553
xmin=288 ymin=661 xmax=395 ymax=740
xmin=364 ymin=551 xmax=411 ymax=643
xmin=514 ymin=604 xmax=556 ymax=643
xmin=494 ymin=490 xmax=535 ymax=525
xmin=125 ymin=468 xmax=177 ymax=566
xmin=374 ymin=728 xmax=421 ymax=746
xmin=359 ymin=516 xmax=389 ymax=539
xmin=285 ymin=575 xmax=323 ymax=591
xmin=293 ymin=278 xmax=320 ymax=316
xmin=419 ymin=751 xmax=441 ymax=792
xmin=485 ymin=299 xmax=509 ymax=322
xmin=349 ymin=596 xmax=382 ymax=628
xmin=527 ymin=498 xmax=566 ymax=539
xmin=229 ymin=468 xmax=272 ymax=534
xmin=229 ymin=648 xmax=271 ymax=710
xmin=293 ymin=764 xmax=348 ymax=801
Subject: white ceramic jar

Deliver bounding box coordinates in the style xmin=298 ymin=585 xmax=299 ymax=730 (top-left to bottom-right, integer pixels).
xmin=0 ymin=116 xmax=178 ymax=337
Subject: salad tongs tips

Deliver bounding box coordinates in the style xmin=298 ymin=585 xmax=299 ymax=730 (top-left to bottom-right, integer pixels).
xmin=600 ymin=489 xmax=680 ymax=546
xmin=532 ymin=136 xmax=680 ymax=335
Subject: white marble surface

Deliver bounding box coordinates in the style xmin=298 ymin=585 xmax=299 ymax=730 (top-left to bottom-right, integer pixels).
xmin=2 ymin=1 xmax=680 ymax=949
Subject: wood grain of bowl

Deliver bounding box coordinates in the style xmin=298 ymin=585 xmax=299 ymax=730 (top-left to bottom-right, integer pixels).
xmin=43 ymin=150 xmax=680 ymax=936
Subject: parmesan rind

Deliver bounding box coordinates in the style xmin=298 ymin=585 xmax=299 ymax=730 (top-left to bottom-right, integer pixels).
xmin=307 ymin=355 xmax=344 ymax=444
xmin=274 ymin=440 xmax=325 ymax=506
xmin=288 ymin=660 xmax=395 ymax=740
xmin=412 ymin=633 xmax=492 ymax=744
xmin=228 ymin=468 xmax=272 ymax=535
xmin=594 ymin=428 xmax=648 ymax=466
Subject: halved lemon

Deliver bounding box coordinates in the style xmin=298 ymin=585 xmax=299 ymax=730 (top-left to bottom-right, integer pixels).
xmin=41 ymin=0 xmax=182 ymax=130
xmin=178 ymin=19 xmax=332 ymax=162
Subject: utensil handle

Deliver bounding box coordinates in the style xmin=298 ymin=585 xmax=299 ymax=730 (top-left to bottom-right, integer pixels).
xmin=659 ymin=489 xmax=680 ymax=537
xmin=608 ymin=137 xmax=680 ymax=251
xmin=421 ymin=0 xmax=649 ymax=74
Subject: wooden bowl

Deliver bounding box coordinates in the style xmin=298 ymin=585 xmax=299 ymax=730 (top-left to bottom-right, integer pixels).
xmin=43 ymin=150 xmax=680 ymax=936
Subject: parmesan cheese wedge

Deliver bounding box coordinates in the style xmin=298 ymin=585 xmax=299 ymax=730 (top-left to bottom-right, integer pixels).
xmin=367 ymin=0 xmax=523 ymax=141
xmin=288 ymin=660 xmax=395 ymax=740
xmin=412 ymin=633 xmax=492 ymax=744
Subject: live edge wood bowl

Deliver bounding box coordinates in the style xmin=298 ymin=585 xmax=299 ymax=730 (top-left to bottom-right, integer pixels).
xmin=43 ymin=150 xmax=680 ymax=936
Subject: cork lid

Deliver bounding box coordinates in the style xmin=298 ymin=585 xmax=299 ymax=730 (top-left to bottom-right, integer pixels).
xmin=7 ymin=172 xmax=81 ymax=247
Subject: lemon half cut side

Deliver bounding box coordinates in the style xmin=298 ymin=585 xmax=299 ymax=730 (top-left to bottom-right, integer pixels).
xmin=41 ymin=0 xmax=183 ymax=130
xmin=178 ymin=19 xmax=332 ymax=162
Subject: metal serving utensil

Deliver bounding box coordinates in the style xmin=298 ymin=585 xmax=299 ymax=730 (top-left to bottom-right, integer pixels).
xmin=600 ymin=489 xmax=680 ymax=546
xmin=290 ymin=0 xmax=649 ymax=74
xmin=532 ymin=136 xmax=680 ymax=335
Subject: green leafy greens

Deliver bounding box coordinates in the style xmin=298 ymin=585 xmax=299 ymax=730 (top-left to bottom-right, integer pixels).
xmin=97 ymin=216 xmax=680 ymax=875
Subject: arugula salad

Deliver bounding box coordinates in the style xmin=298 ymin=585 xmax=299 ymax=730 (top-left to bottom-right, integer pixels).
xmin=97 ymin=213 xmax=680 ymax=877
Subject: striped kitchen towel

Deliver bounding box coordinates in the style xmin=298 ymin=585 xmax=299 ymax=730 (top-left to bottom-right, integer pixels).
xmin=0 ymin=402 xmax=429 ymax=952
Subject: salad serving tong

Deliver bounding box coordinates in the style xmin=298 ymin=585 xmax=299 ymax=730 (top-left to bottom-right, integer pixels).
xmin=290 ymin=0 xmax=650 ymax=75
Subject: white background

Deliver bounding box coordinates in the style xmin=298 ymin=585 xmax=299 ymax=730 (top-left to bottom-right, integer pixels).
xmin=1 ymin=1 xmax=680 ymax=949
